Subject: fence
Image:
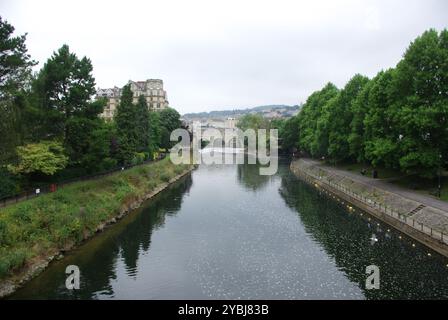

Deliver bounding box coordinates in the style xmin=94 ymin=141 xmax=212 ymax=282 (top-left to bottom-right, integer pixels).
xmin=0 ymin=154 xmax=167 ymax=208
xmin=295 ymin=166 xmax=448 ymax=245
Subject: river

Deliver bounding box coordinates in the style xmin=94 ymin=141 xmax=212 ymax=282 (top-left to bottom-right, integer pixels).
xmin=10 ymin=159 xmax=448 ymax=299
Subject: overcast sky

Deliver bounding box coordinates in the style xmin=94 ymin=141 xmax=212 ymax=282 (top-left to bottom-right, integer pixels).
xmin=1 ymin=0 xmax=447 ymax=114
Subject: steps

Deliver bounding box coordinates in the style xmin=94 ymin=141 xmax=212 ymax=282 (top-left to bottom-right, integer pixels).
xmin=409 ymin=204 xmax=426 ymax=216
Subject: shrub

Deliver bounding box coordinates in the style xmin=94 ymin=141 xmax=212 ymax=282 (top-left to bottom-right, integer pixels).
xmin=0 ymin=156 xmax=192 ymax=279
xmin=0 ymin=247 xmax=29 ymax=278
xmin=0 ymin=168 xmax=21 ymax=199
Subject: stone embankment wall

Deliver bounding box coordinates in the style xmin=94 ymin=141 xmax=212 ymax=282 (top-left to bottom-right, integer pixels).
xmin=291 ymin=159 xmax=448 ymax=257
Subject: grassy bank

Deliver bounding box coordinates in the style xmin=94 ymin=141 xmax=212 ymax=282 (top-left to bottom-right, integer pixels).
xmin=0 ymin=157 xmax=192 ymax=279
xmin=334 ymin=162 xmax=448 ymax=201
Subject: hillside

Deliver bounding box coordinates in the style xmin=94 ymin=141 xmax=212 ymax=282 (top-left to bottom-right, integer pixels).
xmin=182 ymin=104 xmax=300 ymax=119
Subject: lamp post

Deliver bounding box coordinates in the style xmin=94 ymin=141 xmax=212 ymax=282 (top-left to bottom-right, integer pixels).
xmin=438 ymin=153 xmax=442 ymax=198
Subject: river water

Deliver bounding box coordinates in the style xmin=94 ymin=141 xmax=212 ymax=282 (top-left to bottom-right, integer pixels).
xmin=10 ymin=159 xmax=448 ymax=299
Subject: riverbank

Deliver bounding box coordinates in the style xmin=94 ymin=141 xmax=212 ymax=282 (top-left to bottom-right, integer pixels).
xmin=0 ymin=157 xmax=195 ymax=298
xmin=291 ymin=158 xmax=448 ymax=257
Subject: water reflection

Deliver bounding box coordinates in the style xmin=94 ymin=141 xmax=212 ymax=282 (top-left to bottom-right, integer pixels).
xmin=278 ymin=165 xmax=448 ymax=299
xmin=9 ymin=161 xmax=448 ymax=300
xmin=237 ymin=163 xmax=272 ymax=192
xmin=11 ymin=175 xmax=193 ymax=299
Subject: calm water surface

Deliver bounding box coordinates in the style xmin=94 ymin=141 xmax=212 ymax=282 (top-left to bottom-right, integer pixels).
xmin=10 ymin=159 xmax=448 ymax=299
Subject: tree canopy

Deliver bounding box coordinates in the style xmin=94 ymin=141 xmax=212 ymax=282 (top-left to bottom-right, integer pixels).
xmin=277 ymin=29 xmax=448 ymax=178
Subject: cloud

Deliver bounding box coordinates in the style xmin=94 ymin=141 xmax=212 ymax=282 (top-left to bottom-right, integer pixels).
xmin=1 ymin=0 xmax=447 ymax=114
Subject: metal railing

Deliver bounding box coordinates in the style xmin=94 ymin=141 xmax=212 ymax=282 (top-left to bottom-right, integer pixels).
xmin=0 ymin=154 xmax=167 ymax=208
xmin=294 ymin=166 xmax=448 ymax=245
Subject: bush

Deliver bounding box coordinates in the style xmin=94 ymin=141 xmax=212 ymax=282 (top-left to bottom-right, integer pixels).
xmin=99 ymin=157 xmax=118 ymax=171
xmin=0 ymin=157 xmax=192 ymax=279
xmin=160 ymin=171 xmax=171 ymax=182
xmin=131 ymin=153 xmax=146 ymax=166
xmin=0 ymin=168 xmax=21 ymax=199
xmin=0 ymin=247 xmax=29 ymax=278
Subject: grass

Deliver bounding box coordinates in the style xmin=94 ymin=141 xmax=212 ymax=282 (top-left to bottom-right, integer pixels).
xmin=393 ymin=175 xmax=448 ymax=201
xmin=334 ymin=162 xmax=448 ymax=201
xmin=335 ymin=162 xmax=401 ymax=179
xmin=0 ymin=157 xmax=192 ymax=279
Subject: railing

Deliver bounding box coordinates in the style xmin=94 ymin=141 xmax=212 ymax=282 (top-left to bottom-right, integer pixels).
xmin=294 ymin=166 xmax=448 ymax=245
xmin=0 ymin=154 xmax=167 ymax=208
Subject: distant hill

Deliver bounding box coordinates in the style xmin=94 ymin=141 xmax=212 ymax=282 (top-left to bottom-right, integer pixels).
xmin=183 ymin=105 xmax=300 ymax=120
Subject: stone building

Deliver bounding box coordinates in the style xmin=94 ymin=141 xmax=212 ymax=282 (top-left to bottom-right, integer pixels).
xmin=97 ymin=79 xmax=169 ymax=120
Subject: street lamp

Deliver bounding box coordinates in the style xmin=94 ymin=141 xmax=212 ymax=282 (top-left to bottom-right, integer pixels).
xmin=438 ymin=154 xmax=442 ymax=198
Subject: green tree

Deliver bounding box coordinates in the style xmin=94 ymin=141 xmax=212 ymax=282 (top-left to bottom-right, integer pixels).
xmin=7 ymin=141 xmax=68 ymax=177
xmin=148 ymin=110 xmax=161 ymax=155
xmin=348 ymin=79 xmax=374 ymax=162
xmin=31 ymin=44 xmax=96 ymax=140
xmin=159 ymin=107 xmax=181 ymax=149
xmin=326 ymin=74 xmax=370 ymax=163
xmin=298 ymin=83 xmax=339 ymax=157
xmin=279 ymin=116 xmax=300 ymax=152
xmin=236 ymin=114 xmax=272 ymax=148
xmin=64 ymin=99 xmax=107 ymax=166
xmin=0 ymin=17 xmax=36 ymax=164
xmin=114 ymin=85 xmax=138 ymax=164
xmin=237 ymin=114 xmax=270 ymax=132
xmin=392 ymin=29 xmax=448 ymax=176
xmin=363 ymin=69 xmax=399 ymax=169
xmin=81 ymin=121 xmax=117 ymax=172
xmin=0 ymin=16 xmax=36 ymax=98
xmin=136 ymin=95 xmax=150 ymax=154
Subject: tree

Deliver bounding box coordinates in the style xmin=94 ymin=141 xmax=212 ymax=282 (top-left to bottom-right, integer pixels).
xmin=81 ymin=121 xmax=117 ymax=172
xmin=392 ymin=29 xmax=448 ymax=176
xmin=148 ymin=110 xmax=161 ymax=155
xmin=114 ymin=84 xmax=138 ymax=164
xmin=363 ymin=69 xmax=400 ymax=169
xmin=0 ymin=17 xmax=36 ymax=164
xmin=61 ymin=98 xmax=105 ymax=165
xmin=136 ymin=95 xmax=150 ymax=154
xmin=0 ymin=16 xmax=36 ymax=99
xmin=236 ymin=113 xmax=272 ymax=149
xmin=159 ymin=107 xmax=181 ymax=149
xmin=237 ymin=114 xmax=269 ymax=132
xmin=298 ymin=82 xmax=339 ymax=157
xmin=325 ymin=74 xmax=370 ymax=163
xmin=7 ymin=141 xmax=68 ymax=177
xmin=31 ymin=44 xmax=96 ymax=140
xmin=279 ymin=116 xmax=300 ymax=152
xmin=348 ymin=79 xmax=374 ymax=162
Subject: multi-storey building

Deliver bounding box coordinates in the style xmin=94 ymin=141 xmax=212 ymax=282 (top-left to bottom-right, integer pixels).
xmin=97 ymin=79 xmax=169 ymax=120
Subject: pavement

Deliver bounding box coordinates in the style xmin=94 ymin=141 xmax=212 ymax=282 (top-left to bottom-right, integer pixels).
xmin=301 ymin=158 xmax=448 ymax=215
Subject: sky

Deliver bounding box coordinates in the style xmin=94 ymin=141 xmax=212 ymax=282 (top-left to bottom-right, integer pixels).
xmin=1 ymin=0 xmax=447 ymax=114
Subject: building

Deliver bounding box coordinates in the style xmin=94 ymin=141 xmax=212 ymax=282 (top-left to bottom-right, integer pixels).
xmin=97 ymin=79 xmax=169 ymax=120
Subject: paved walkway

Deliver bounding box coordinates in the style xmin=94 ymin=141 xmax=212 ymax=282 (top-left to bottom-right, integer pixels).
xmin=302 ymin=158 xmax=448 ymax=214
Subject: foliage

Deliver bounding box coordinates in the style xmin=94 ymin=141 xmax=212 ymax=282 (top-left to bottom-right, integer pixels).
xmin=0 ymin=16 xmax=36 ymax=99
xmin=0 ymin=17 xmax=36 ymax=165
xmin=289 ymin=29 xmax=448 ymax=177
xmin=237 ymin=114 xmax=270 ymax=132
xmin=114 ymin=85 xmax=139 ymax=164
xmin=31 ymin=44 xmax=96 ymax=140
xmin=0 ymin=167 xmax=21 ymax=199
xmin=279 ymin=116 xmax=300 ymax=151
xmin=298 ymin=82 xmax=339 ymax=157
xmin=148 ymin=111 xmax=161 ymax=154
xmin=136 ymin=95 xmax=150 ymax=153
xmin=159 ymin=107 xmax=181 ymax=149
xmin=7 ymin=141 xmax=68 ymax=176
xmin=0 ymin=157 xmax=192 ymax=278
